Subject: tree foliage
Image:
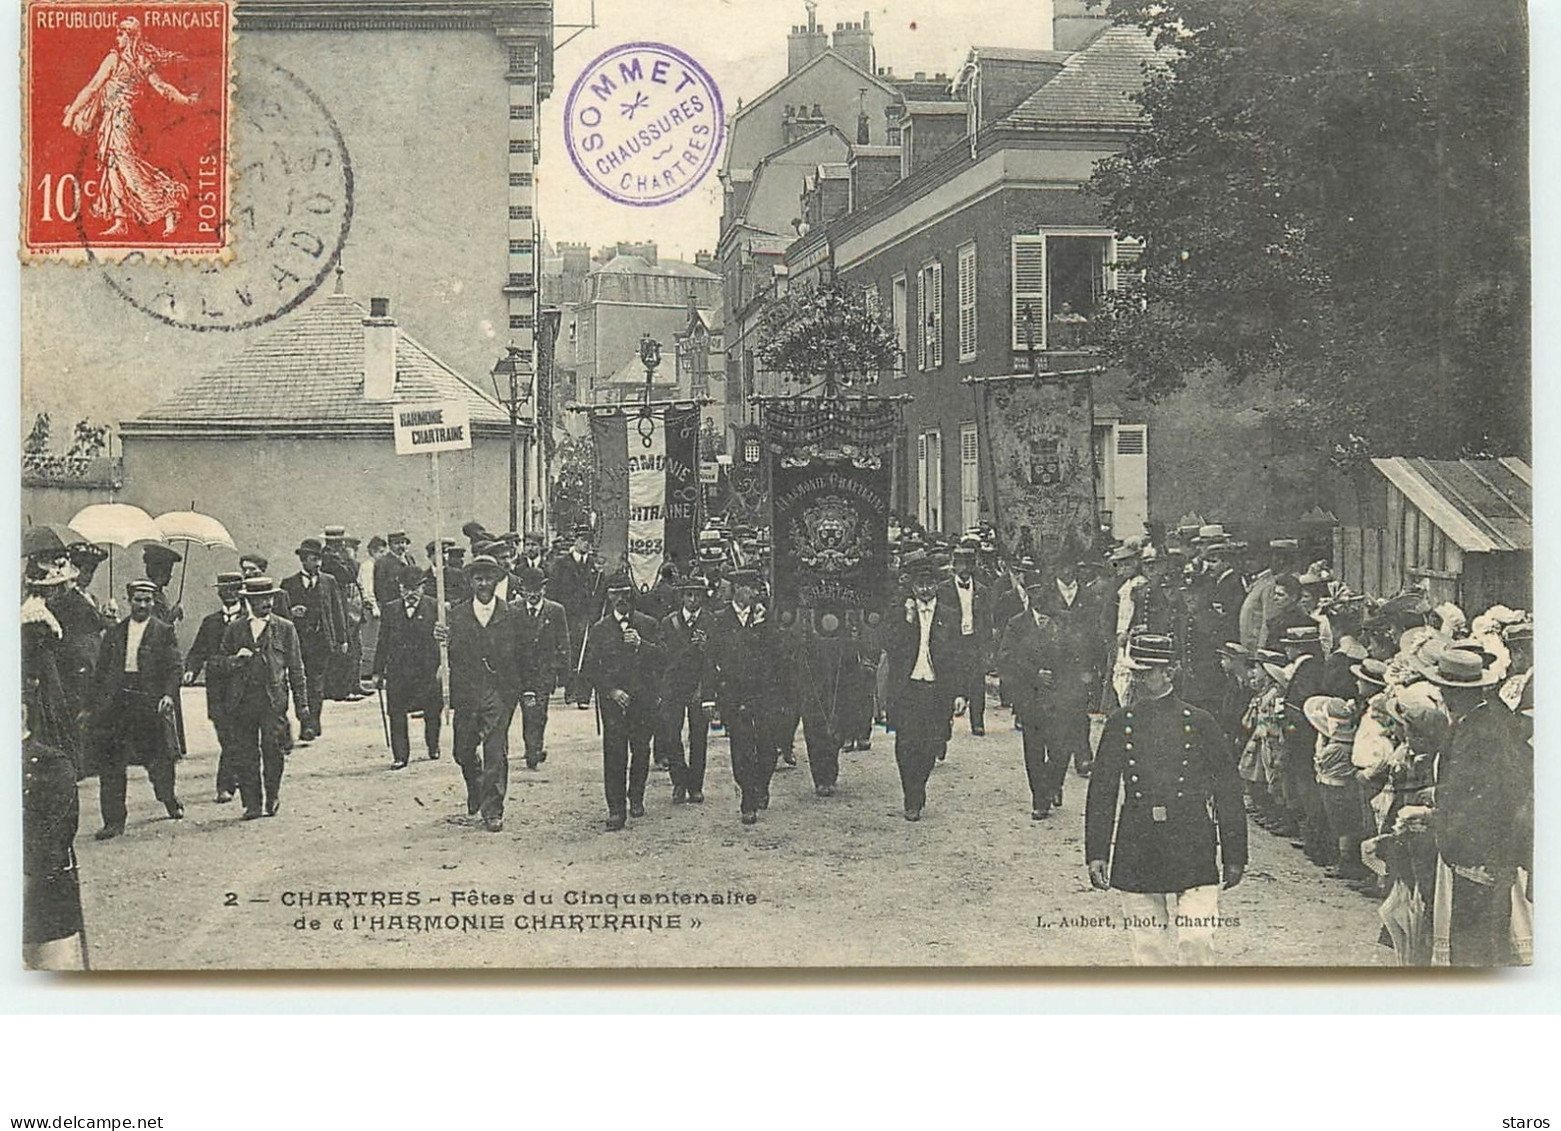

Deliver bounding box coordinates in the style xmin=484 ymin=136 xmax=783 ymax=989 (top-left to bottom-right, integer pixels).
xmin=1088 ymin=0 xmax=1529 ymax=464
xmin=756 ymin=279 xmax=900 ymax=395
xmin=549 ymin=431 xmax=597 ymax=536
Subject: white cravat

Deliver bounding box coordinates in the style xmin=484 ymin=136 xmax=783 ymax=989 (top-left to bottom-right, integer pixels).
xmin=124 ymin=618 xmax=149 ymax=672
xmin=1057 ymin=578 xmax=1078 ymax=607
xmin=472 ymin=597 xmax=497 ymax=628
xmin=732 ymin=602 xmax=750 ymax=628
xmin=911 ymin=600 xmax=936 ymax=682
xmin=954 ymin=578 xmax=975 ymax=635
xmin=249 ymin=616 xmax=268 ymax=645
xmin=222 ymin=603 xmax=243 ymax=623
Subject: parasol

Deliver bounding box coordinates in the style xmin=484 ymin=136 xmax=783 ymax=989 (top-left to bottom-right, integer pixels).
xmin=21 ymin=522 xmax=89 ymax=558
xmin=155 ymin=509 xmax=238 ymax=604
xmin=68 ymin=503 xmax=164 ymax=548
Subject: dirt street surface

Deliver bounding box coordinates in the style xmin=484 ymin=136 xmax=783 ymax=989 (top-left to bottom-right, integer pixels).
xmin=74 ymin=688 xmax=1386 ymax=969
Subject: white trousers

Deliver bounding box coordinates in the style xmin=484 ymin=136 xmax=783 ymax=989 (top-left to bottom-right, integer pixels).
xmin=1119 ymin=885 xmax=1221 ymax=966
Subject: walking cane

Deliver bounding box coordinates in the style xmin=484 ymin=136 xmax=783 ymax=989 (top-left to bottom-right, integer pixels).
xmin=376 ymin=681 xmax=391 ymax=749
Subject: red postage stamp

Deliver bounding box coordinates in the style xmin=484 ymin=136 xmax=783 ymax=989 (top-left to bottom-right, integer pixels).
xmin=22 ymin=0 xmax=233 ymax=261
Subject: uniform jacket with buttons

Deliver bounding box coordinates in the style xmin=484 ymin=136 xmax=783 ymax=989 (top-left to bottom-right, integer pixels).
xmin=1085 ymin=692 xmax=1248 ymax=893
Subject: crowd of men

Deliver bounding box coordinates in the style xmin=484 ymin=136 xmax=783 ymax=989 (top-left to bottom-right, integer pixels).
xmin=20 ymin=512 xmax=1533 ymax=967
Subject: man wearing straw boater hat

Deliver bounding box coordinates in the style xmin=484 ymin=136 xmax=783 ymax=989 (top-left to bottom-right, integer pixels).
xmin=87 ymin=579 xmax=186 ymax=839
xmin=281 ymin=536 xmax=347 ymax=743
xmin=437 ymin=553 xmax=521 ymax=833
xmin=213 ymin=576 xmax=309 ymax=821
xmin=182 ymin=571 xmax=249 ymax=802
xmin=1086 ymin=632 xmax=1248 ymax=965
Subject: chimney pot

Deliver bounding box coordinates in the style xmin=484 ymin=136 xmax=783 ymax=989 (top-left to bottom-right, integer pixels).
xmin=363 ymin=298 xmax=397 ymax=403
xmin=370 ymin=296 xmax=390 ymax=318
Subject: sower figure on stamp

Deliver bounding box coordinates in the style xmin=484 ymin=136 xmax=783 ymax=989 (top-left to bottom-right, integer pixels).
xmin=548 ymin=523 xmax=604 ymax=709
xmin=581 ymin=571 xmax=665 ymax=830
xmin=659 ymin=575 xmax=716 ymax=804
xmin=885 ymin=552 xmax=962 ymax=822
xmin=437 ymin=555 xmax=521 ymax=833
xmin=183 ymin=571 xmax=248 ymax=802
xmin=998 ymin=577 xmax=1069 ymax=821
xmin=937 ymin=545 xmax=994 ymax=739
xmin=88 ymin=579 xmax=185 ymax=839
xmin=513 ymin=564 xmax=570 ymax=771
xmin=372 ymin=561 xmax=444 ymax=769
xmin=1085 ymin=634 xmax=1248 ymax=966
xmin=211 ymin=577 xmax=309 ymax=820
xmin=707 ymin=568 xmax=779 ymax=825
xmin=281 ymin=537 xmax=347 ymax=743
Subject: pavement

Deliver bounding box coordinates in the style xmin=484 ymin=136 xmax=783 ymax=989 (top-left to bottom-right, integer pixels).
xmin=71 ymin=687 xmax=1388 ymax=969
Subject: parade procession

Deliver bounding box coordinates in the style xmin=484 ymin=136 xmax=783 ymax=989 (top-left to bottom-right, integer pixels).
xmin=16 ymin=0 xmax=1530 ymax=973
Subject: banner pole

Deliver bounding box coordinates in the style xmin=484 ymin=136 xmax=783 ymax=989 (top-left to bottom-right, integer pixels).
xmin=433 ymin=450 xmax=451 ymax=728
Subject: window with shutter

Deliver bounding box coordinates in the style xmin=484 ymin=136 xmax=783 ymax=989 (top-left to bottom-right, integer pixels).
xmin=1011 ymin=235 xmax=1046 ymax=349
xmin=916 ymin=269 xmax=928 ymax=371
xmin=892 ymin=274 xmax=909 ymax=378
xmin=957 ymin=243 xmax=977 ymax=362
xmin=959 ymin=421 xmax=980 ymax=530
xmin=1116 ymin=427 xmax=1145 ymax=456
xmin=1108 ymin=236 xmax=1146 ymax=292
xmin=925 ymin=260 xmax=944 ymax=370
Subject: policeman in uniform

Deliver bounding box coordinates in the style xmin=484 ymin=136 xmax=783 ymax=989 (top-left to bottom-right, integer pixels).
xmin=1085 ymin=633 xmax=1248 ymax=965
xmin=581 ymin=571 xmax=665 ymax=830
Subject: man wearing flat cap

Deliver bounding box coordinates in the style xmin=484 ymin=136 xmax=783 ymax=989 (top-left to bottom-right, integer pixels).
xmin=437 ymin=555 xmax=522 ymax=832
xmin=581 ymin=571 xmax=666 ymax=830
xmin=281 ymin=537 xmax=347 ymax=742
xmin=373 ymin=562 xmax=445 ymax=769
xmin=87 ymin=579 xmax=186 ymax=839
xmin=1086 ymin=633 xmax=1247 ymax=965
xmin=512 ymin=564 xmax=570 ymax=771
xmin=211 ymin=577 xmax=310 ymax=819
xmin=182 ymin=571 xmax=249 ymax=801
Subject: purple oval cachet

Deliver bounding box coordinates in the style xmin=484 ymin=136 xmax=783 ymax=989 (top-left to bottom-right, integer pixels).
xmin=563 ymin=42 xmax=724 ymax=207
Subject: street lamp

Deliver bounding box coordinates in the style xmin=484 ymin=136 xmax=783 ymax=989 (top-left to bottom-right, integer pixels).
xmin=490 ymin=345 xmax=532 ymax=532
xmin=639 ymin=333 xmax=662 ymax=408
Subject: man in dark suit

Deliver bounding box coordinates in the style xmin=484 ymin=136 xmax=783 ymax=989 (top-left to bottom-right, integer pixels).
xmin=937 ymin=545 xmax=994 ymax=738
xmin=1000 ymin=578 xmax=1072 ymax=820
xmin=88 ymin=579 xmax=185 ymax=839
xmin=281 ymin=536 xmax=347 ymax=742
xmin=372 ymin=561 xmax=444 ymax=768
xmin=373 ymin=530 xmax=415 ymax=610
xmin=210 ymin=577 xmax=310 ymax=819
xmin=512 ymin=564 xmax=570 ymax=771
xmin=438 ymin=555 xmax=520 ymax=832
xmin=707 ymin=568 xmax=779 ymax=825
xmin=581 ymin=572 xmax=665 ymax=830
xmin=1037 ymin=558 xmax=1105 ymax=779
xmin=48 ymin=544 xmax=114 ymax=757
xmin=1085 ymin=633 xmax=1247 ymax=965
xmin=182 ymin=571 xmax=248 ymax=802
xmin=547 ymin=524 xmax=603 ymax=708
xmin=658 ymin=576 xmax=715 ymax=804
xmin=884 ymin=553 xmax=963 ymax=821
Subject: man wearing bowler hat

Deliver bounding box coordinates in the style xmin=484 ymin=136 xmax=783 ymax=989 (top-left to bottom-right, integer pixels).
xmin=884 ymin=551 xmax=962 ymax=821
xmin=512 ymin=563 xmax=570 ymax=771
xmin=87 ymin=579 xmax=186 ymax=839
xmin=182 ymin=571 xmax=249 ymax=801
xmin=548 ymin=523 xmax=604 ymax=708
xmin=374 ymin=531 xmax=415 ymax=610
xmin=1086 ymin=633 xmax=1248 ymax=965
xmin=212 ymin=577 xmax=310 ymax=819
xmin=372 ymin=561 xmax=445 ymax=768
xmin=581 ymin=570 xmax=666 ymax=830
xmin=141 ymin=543 xmax=184 ymax=625
xmin=1000 ymin=576 xmax=1070 ymax=820
xmin=437 ymin=554 xmax=521 ymax=831
xmin=658 ymin=574 xmax=715 ymax=804
xmin=281 ymin=536 xmax=348 ymax=742
xmin=707 ymin=567 xmax=778 ymax=824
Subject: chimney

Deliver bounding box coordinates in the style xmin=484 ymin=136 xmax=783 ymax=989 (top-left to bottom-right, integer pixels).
xmin=363 ymin=296 xmax=397 ymax=402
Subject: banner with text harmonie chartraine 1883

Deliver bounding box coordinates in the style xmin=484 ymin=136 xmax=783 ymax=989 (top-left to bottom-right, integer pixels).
xmin=591 ymin=404 xmax=699 ymax=588
xmin=978 ymin=372 xmax=1098 ymax=564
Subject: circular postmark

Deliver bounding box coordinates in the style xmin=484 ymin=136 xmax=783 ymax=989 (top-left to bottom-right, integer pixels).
xmin=563 ymin=42 xmax=723 ymax=207
xmin=96 ymin=57 xmax=353 ymax=332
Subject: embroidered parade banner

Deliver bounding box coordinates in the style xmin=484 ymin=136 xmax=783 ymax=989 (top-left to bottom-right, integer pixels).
xmin=975 ymin=372 xmax=1098 ymax=564
xmin=763 ymin=398 xmax=897 ymax=617
xmin=591 ymin=405 xmax=700 ymax=589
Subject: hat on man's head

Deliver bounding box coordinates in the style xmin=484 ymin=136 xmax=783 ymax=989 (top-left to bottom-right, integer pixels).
xmin=1108 ymin=544 xmax=1138 ymax=565
xmin=387 ymin=529 xmax=410 ymax=543
xmin=323 ymin=525 xmax=347 ymax=540
xmin=1194 ymin=524 xmax=1228 ymax=543
xmin=445 ymin=545 xmax=466 ymax=563
xmin=295 ymin=537 xmax=325 ymax=559
xmin=572 ymin=523 xmax=594 ymax=540
xmin=464 ymin=554 xmax=506 ymax=579
xmin=125 ymin=578 xmax=160 ymax=596
xmin=605 ymin=569 xmax=637 ymax=593
xmin=676 ymin=574 xmax=710 ymax=592
xmin=143 ymin=544 xmax=182 ymax=567
xmin=473 ymin=539 xmax=506 ymax=559
xmin=461 ymin=520 xmax=492 ymax=544
xmin=515 ymin=564 xmax=547 ymax=592
xmin=1123 ymin=633 xmax=1176 ymax=670
xmin=1139 ymin=545 xmax=1163 ymax=563
xmin=1254 ymin=648 xmax=1288 ymax=667
xmin=1268 ymin=538 xmax=1300 ymax=551
xmin=952 ymin=545 xmax=978 ymax=562
xmin=523 ymin=530 xmax=544 ymax=545
xmin=1503 ymin=618 xmax=1535 ymax=642
xmin=238 ymin=552 xmax=268 ymax=571
xmin=398 ymin=562 xmax=427 ymax=588
xmin=1351 ymin=658 xmax=1389 ymax=688
xmin=1218 ymin=641 xmax=1253 ymax=661
xmin=1281 ymin=624 xmax=1322 ymax=649
xmin=725 ymin=567 xmax=762 ymax=589
xmin=241 ymin=576 xmax=283 ymax=599
xmin=213 ymin=571 xmax=244 ymax=588
xmin=1420 ymin=646 xmax=1502 ymax=689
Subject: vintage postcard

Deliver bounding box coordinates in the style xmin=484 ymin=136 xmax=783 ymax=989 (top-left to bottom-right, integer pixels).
xmin=18 ymin=0 xmax=1531 ymax=971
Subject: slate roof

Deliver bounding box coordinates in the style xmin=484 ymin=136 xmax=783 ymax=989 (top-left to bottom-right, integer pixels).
xmin=592 ymin=254 xmax=719 ymax=280
xmin=1372 ymin=457 xmax=1532 ymax=554
xmin=124 ymin=292 xmax=511 ymax=436
xmin=1002 ymin=24 xmax=1167 ymax=130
